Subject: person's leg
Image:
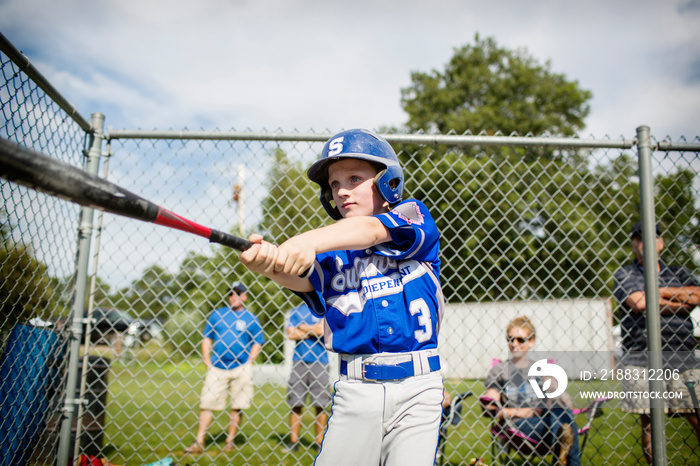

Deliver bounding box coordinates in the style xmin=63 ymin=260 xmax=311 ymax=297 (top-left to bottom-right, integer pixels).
xmin=184 ymin=409 xmax=213 ymax=453
xmin=188 ymin=366 xmax=228 ymax=452
xmin=512 ymin=415 xmax=545 ymax=441
xmin=314 ymin=379 xmax=384 ymax=465
xmin=196 ymin=409 xmax=214 ymax=444
xmin=307 ymin=361 xmax=331 ymax=448
xmin=314 ymin=406 xmax=329 ymax=445
xmin=620 ymin=365 xmax=654 ymax=464
xmin=381 ymin=374 xmax=444 ymax=466
xmin=673 ymin=369 xmax=700 ymax=446
xmin=640 ymin=414 xmax=652 ymax=464
xmin=286 ymin=360 xmax=309 ymax=449
xmin=227 ymin=364 xmax=253 ymax=445
xmin=290 ymin=406 xmax=303 ymax=443
xmin=555 ymin=424 xmax=581 ymax=466
xmin=511 ymin=411 xmax=570 ymax=465
xmin=226 ymin=409 xmax=242 ymax=444
xmin=547 ymin=407 xmax=580 ymax=466
xmin=686 ymin=413 xmax=700 ymax=444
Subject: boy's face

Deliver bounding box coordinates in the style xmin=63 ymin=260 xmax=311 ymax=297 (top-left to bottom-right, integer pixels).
xmin=327 ymin=158 xmax=389 ymax=218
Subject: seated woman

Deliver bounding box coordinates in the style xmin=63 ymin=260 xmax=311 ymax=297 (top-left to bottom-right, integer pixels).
xmin=481 ymin=316 xmax=581 ymax=466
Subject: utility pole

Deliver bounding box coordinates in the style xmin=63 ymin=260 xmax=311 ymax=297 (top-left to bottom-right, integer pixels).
xmin=232 ymin=165 xmax=245 ymax=237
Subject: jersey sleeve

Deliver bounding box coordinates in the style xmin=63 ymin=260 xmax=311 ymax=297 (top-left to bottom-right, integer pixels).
xmin=373 ymin=199 xmax=440 ymax=262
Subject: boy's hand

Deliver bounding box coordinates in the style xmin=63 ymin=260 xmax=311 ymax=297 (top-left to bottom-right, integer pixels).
xmin=239 ymin=233 xmax=279 ymax=275
xmin=275 ymin=235 xmax=316 ymax=278
xmin=239 ymin=234 xmax=315 ymax=292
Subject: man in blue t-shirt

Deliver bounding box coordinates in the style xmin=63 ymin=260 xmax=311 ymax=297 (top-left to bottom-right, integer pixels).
xmin=185 ymin=282 xmax=265 ymax=454
xmin=282 ymin=303 xmax=331 ymax=453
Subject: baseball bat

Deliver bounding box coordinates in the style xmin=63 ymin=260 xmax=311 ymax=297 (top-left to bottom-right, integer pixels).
xmin=0 ymin=138 xmax=313 ymax=278
xmin=0 ymin=137 xmax=253 ymax=251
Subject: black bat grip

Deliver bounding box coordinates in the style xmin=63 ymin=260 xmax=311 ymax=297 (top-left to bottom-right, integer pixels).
xmin=209 ymin=229 xmax=254 ymax=251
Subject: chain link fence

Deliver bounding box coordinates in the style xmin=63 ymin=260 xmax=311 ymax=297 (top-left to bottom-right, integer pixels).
xmin=2 ymin=37 xmax=700 ymax=466
xmin=0 ymin=40 xmax=92 ymax=465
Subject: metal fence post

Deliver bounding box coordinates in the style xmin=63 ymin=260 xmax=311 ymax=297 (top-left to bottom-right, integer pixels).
xmin=56 ymin=113 xmax=105 ymax=466
xmin=636 ymin=124 xmax=667 ymax=465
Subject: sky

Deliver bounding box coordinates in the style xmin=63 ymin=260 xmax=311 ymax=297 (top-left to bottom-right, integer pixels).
xmin=1 ymin=0 xmax=699 ymax=141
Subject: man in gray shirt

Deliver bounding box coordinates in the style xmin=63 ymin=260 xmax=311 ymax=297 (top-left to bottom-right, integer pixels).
xmin=613 ymin=221 xmax=700 ymax=463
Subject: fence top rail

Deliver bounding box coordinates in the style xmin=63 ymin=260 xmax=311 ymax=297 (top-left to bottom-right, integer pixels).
xmin=105 ymin=129 xmax=700 ymax=152
xmin=107 ymin=129 xmax=633 ymax=148
xmin=0 ymin=32 xmax=92 ymax=134
xmin=107 ymin=129 xmax=635 ymax=148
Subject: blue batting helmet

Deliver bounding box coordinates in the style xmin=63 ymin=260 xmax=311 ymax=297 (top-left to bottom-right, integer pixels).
xmin=307 ymin=129 xmax=404 ymax=220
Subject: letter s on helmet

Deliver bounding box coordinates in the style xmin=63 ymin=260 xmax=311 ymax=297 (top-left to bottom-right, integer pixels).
xmin=307 ymin=129 xmax=404 ymax=220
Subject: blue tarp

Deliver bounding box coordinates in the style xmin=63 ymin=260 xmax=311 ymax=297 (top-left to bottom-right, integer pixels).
xmin=0 ymin=324 xmax=64 ymax=465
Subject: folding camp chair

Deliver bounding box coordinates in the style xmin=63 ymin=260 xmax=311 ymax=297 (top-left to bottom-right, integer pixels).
xmin=571 ymin=397 xmax=610 ymax=452
xmin=436 ymin=391 xmax=473 ymax=466
xmin=479 ymin=395 xmax=611 ymax=465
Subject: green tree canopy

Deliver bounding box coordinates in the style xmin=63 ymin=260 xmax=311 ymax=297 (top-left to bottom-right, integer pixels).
xmin=400 ymin=34 xmax=592 ymax=137
xmin=654 ymin=168 xmax=700 ymax=272
xmin=1 ymin=211 xmax=55 ymax=330
xmin=407 ymin=147 xmax=636 ymax=301
xmin=259 ymin=148 xmax=328 ymax=243
xmin=402 ymin=144 xmax=698 ymax=303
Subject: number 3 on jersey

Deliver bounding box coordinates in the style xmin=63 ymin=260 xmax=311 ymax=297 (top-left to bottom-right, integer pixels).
xmin=409 ymin=298 xmax=433 ymax=343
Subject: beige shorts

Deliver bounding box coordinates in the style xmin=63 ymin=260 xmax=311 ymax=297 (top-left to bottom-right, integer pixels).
xmin=200 ymin=363 xmax=254 ymax=411
xmin=620 ymin=365 xmax=700 ymax=414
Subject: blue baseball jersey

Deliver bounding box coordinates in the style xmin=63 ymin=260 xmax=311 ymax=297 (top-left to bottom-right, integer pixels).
xmin=287 ymin=304 xmax=329 ymax=364
xmin=204 ymin=307 xmax=265 ymax=370
xmin=295 ymin=199 xmax=444 ymax=354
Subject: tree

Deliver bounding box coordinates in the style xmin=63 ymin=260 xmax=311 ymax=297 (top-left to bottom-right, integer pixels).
xmin=403 ymin=142 xmax=699 ymax=304
xmin=654 ymin=168 xmax=700 ymax=274
xmin=114 ymin=264 xmax=174 ymax=318
xmin=407 ymin=146 xmax=638 ymax=302
xmin=258 ymin=148 xmax=328 ymax=243
xmin=1 ymin=211 xmax=55 ymax=330
xmin=400 ymin=34 xmax=592 ymax=137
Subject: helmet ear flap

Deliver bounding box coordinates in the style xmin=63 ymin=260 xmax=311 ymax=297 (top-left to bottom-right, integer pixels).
xmin=373 ymin=165 xmax=404 ymax=205
xmin=373 ymin=168 xmax=387 ymax=196
xmin=320 ymin=188 xmax=343 ymax=220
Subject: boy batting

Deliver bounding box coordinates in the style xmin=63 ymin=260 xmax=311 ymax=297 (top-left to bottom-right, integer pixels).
xmin=240 ymin=129 xmax=444 ymax=465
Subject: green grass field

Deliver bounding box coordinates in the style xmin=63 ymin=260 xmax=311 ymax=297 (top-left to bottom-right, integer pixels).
xmin=99 ymin=356 xmax=700 ymax=466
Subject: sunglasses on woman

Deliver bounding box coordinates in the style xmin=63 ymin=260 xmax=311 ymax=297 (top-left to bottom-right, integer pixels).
xmin=507 ymin=336 xmax=531 ymax=344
